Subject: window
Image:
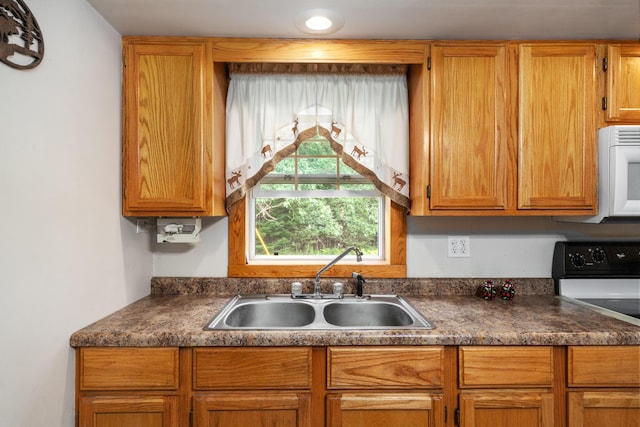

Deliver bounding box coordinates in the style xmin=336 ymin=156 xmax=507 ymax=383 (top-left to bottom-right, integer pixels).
xmin=225 ymin=68 xmax=409 ymax=278
xmin=249 ymin=132 xmax=385 ymax=261
xmin=228 ymin=198 xmax=405 ymax=278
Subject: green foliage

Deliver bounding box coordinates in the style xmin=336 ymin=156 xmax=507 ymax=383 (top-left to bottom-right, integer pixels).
xmin=253 ymin=134 xmax=380 ymax=257
xmin=255 ymin=197 xmax=379 ymax=256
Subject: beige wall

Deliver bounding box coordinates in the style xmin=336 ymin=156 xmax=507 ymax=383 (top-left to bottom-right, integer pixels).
xmin=0 ymin=1 xmax=152 ymax=425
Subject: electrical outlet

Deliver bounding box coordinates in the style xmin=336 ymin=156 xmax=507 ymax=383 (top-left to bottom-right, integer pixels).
xmin=448 ymin=236 xmax=471 ymax=258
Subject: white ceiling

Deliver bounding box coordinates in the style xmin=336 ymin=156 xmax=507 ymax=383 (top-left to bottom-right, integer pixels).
xmin=87 ymin=0 xmax=640 ymax=40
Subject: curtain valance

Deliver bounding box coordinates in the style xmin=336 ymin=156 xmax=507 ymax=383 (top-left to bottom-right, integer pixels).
xmin=225 ymin=70 xmax=410 ymax=211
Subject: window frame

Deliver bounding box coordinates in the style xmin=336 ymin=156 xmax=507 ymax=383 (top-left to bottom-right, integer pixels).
xmin=215 ymin=40 xmax=424 ymax=279
xmin=248 ymin=138 xmax=386 ymax=262
xmin=228 ymin=197 xmax=406 ymax=278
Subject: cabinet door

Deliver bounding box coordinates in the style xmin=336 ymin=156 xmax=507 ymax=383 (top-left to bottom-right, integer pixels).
xmin=606 ymin=44 xmax=640 ymax=123
xmin=79 ymin=395 xmax=178 ymax=427
xmin=122 ymin=40 xmax=212 ymax=216
xmin=518 ymin=44 xmax=597 ymax=213
xmin=327 ymin=392 xmax=444 ymax=427
xmin=460 ymin=392 xmax=554 ymax=427
xmin=568 ymin=391 xmax=640 ymax=427
xmin=193 ymin=392 xmax=311 ymax=427
xmin=430 ymin=44 xmax=510 ymax=211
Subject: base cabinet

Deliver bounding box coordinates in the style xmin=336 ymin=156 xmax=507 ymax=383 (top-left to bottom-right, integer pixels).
xmin=78 ymin=396 xmax=178 ymax=427
xmin=327 ymin=392 xmax=444 ymax=427
xmin=193 ymin=392 xmax=312 ymax=427
xmin=458 ymin=346 xmax=555 ymax=427
xmin=460 ymin=392 xmax=554 ymax=427
xmin=75 ymin=345 xmax=640 ymax=427
xmin=567 ymin=346 xmax=640 ymax=427
xmin=568 ymin=391 xmax=640 ymax=427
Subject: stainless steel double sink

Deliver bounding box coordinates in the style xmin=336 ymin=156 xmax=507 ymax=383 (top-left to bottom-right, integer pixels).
xmin=205 ymin=294 xmax=434 ymax=330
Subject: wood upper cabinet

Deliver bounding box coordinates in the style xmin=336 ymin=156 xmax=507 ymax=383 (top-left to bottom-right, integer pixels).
xmin=518 ymin=43 xmax=598 ymax=213
xmin=429 ymin=43 xmax=511 ymax=212
xmin=122 ymin=38 xmax=225 ymax=217
xmin=605 ymin=44 xmax=640 ymax=123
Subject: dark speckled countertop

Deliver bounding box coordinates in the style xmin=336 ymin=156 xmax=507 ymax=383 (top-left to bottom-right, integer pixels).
xmin=69 ymin=277 xmax=640 ymax=347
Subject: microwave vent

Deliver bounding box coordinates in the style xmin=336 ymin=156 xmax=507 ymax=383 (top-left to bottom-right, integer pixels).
xmin=615 ymin=127 xmax=640 ymax=144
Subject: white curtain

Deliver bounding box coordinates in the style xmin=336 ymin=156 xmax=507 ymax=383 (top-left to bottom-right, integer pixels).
xmin=225 ymin=70 xmax=410 ymax=211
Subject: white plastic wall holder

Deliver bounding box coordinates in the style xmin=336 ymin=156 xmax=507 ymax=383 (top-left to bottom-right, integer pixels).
xmin=156 ymin=218 xmax=202 ymax=243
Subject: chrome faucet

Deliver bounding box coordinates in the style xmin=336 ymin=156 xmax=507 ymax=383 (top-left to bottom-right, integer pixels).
xmin=313 ymin=246 xmax=363 ymax=297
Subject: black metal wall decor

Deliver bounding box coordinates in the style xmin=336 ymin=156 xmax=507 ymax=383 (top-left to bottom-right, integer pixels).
xmin=0 ymin=0 xmax=43 ymax=70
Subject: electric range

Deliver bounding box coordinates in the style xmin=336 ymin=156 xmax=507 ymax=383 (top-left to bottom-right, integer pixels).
xmin=552 ymin=241 xmax=640 ymax=326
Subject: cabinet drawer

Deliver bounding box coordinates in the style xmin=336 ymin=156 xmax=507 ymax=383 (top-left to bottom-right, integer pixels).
xmin=193 ymin=347 xmax=312 ymax=390
xmin=327 ymin=346 xmax=444 ymax=389
xmin=459 ymin=346 xmax=553 ymax=388
xmin=568 ymin=346 xmax=640 ymax=387
xmin=79 ymin=347 xmax=179 ymax=390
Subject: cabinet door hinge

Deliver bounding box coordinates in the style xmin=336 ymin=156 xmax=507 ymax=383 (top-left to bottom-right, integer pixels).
xmin=427 ymin=56 xmax=431 ymax=70
xmin=602 ymin=96 xmax=608 ymax=111
xmin=427 ymin=184 xmax=431 ymax=198
xmin=454 ymin=407 xmax=460 ymax=426
xmin=602 ymin=56 xmax=608 ymax=72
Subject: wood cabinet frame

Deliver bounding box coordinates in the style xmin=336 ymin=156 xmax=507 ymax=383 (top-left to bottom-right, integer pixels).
xmin=214 ymin=39 xmax=427 ymax=278
xmin=75 ymin=345 xmax=640 ymax=427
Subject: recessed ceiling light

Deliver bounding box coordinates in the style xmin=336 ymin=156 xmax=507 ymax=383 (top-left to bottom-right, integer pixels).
xmin=305 ymin=15 xmax=333 ymax=31
xmin=295 ymin=9 xmax=344 ymax=35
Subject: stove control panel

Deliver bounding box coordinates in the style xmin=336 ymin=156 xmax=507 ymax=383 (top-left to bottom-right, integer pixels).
xmin=552 ymin=242 xmax=640 ymax=278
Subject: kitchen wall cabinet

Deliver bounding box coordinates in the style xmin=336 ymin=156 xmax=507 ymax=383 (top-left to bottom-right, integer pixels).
xmin=122 ymin=38 xmax=226 ymax=217
xmin=429 ymin=43 xmax=512 ymax=213
xmin=605 ymin=44 xmax=640 ymax=123
xmin=567 ymin=346 xmax=640 ymax=427
xmin=518 ymin=43 xmax=598 ymax=214
xmin=458 ymin=346 xmax=556 ymax=427
xmin=421 ymin=41 xmax=600 ymax=216
xmin=118 ymin=37 xmax=634 ymax=218
xmin=76 ymin=347 xmax=184 ymax=427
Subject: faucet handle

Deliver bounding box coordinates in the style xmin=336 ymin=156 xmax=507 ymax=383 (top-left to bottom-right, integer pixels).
xmin=352 ymin=272 xmax=366 ymax=297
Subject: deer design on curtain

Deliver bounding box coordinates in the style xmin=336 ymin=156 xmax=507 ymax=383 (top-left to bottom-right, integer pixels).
xmin=225 ymin=70 xmax=411 ymax=212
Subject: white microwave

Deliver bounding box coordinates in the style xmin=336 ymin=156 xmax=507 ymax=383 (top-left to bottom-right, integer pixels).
xmin=558 ymin=125 xmax=640 ymax=223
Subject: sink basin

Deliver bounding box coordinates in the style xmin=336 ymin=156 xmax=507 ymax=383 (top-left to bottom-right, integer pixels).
xmin=208 ymin=297 xmax=316 ymax=329
xmin=205 ymin=294 xmax=434 ymax=330
xmin=225 ymin=301 xmax=316 ymax=328
xmin=323 ymin=301 xmax=413 ymax=327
